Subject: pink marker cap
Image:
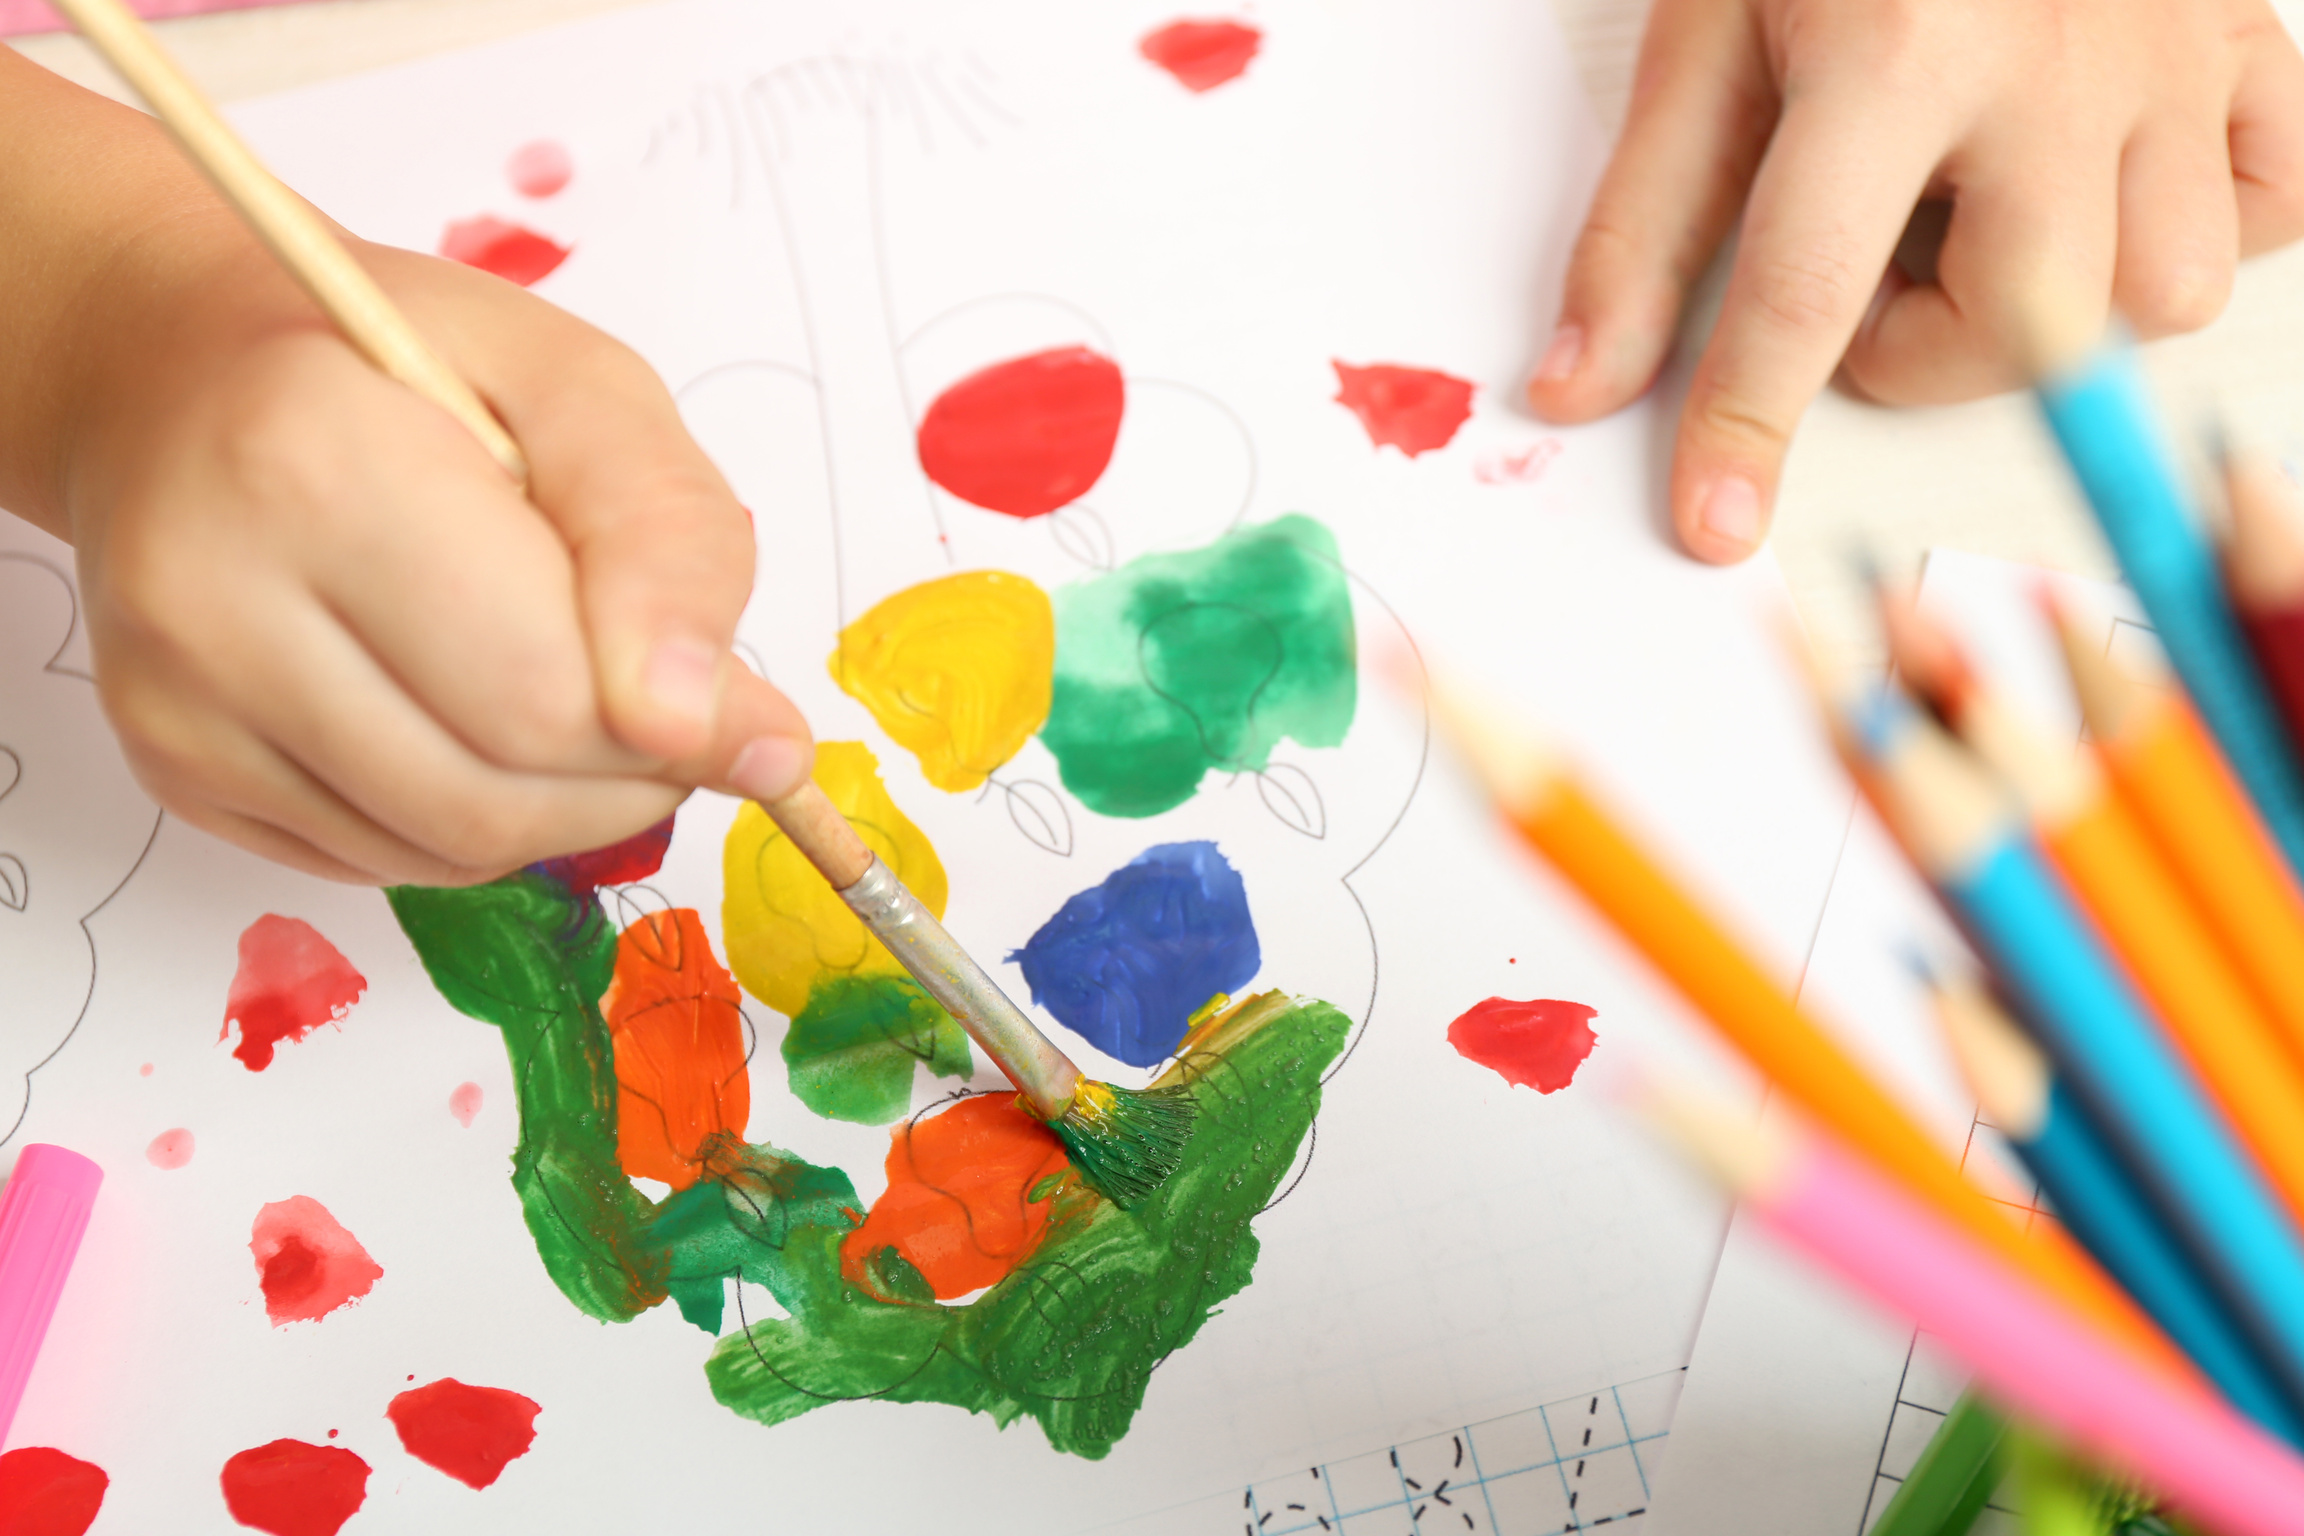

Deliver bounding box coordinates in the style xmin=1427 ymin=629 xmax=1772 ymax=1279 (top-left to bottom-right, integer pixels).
xmin=0 ymin=1144 xmax=102 ymax=1447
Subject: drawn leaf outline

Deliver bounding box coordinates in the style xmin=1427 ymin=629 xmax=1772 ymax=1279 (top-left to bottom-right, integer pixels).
xmin=1254 ymin=763 xmax=1326 ymax=839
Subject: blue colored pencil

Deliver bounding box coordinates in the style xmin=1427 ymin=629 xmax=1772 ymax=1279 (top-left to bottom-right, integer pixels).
xmin=1866 ymin=703 xmax=2304 ymax=1416
xmin=1933 ymin=970 xmax=2304 ymax=1445
xmin=2033 ymin=341 xmax=2304 ymax=877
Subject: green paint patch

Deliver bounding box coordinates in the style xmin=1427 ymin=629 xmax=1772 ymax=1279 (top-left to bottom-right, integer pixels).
xmin=704 ymin=991 xmax=1347 ymax=1458
xmin=1040 ymin=515 xmax=1357 ymax=817
xmin=782 ymin=973 xmax=974 ymax=1125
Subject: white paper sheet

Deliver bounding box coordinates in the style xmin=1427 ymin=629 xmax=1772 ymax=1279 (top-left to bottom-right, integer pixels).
xmin=1643 ymin=549 xmax=2144 ymax=1536
xmin=2 ymin=4 xmax=1860 ymax=1530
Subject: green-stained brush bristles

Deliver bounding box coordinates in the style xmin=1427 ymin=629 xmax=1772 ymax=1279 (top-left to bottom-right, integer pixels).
xmin=1045 ymin=1079 xmax=1199 ymax=1209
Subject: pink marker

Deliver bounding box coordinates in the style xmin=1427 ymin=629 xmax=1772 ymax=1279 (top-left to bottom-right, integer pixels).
xmin=0 ymin=1145 xmax=101 ymax=1446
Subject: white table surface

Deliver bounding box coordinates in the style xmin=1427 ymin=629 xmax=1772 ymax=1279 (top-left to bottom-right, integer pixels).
xmin=13 ymin=0 xmax=2304 ymax=666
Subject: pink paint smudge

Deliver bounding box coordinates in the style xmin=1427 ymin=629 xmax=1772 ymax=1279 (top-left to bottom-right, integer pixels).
xmin=1138 ymin=19 xmax=1262 ymax=92
xmin=449 ymin=1082 xmax=483 ymax=1128
xmin=1332 ymin=361 xmax=1476 ymax=457
xmin=505 ymin=139 xmax=572 ymax=198
xmin=1474 ymin=438 xmax=1564 ymax=487
xmin=248 ymin=1196 xmax=382 ymax=1325
xmin=145 ymin=1129 xmax=195 ymax=1170
xmin=221 ymin=915 xmax=367 ymax=1072
xmin=438 ymin=217 xmax=570 ymax=287
xmin=1447 ymin=997 xmax=1599 ymax=1093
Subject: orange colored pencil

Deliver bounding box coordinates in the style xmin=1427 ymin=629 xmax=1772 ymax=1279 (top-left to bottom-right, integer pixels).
xmin=2055 ymin=601 xmax=2304 ymax=1072
xmin=1425 ymin=679 xmax=2186 ymax=1378
xmin=1882 ymin=595 xmax=2304 ymax=1230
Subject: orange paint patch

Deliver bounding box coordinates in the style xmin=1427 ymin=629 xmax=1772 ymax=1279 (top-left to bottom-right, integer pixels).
xmin=840 ymin=1095 xmax=1070 ymax=1300
xmin=602 ymin=909 xmax=749 ymax=1191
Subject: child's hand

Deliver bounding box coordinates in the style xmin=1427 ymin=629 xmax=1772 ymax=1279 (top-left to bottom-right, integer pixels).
xmin=59 ymin=222 xmax=814 ymax=887
xmin=1526 ymin=0 xmax=2304 ymax=563
xmin=0 ymin=53 xmax=813 ymax=887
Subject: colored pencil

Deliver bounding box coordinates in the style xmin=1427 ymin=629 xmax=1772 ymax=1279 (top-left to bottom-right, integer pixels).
xmin=1932 ymin=969 xmax=2304 ymax=1442
xmin=0 ymin=1145 xmax=102 ymax=1445
xmin=2032 ymin=339 xmax=2304 ymax=875
xmin=1868 ymin=1392 xmax=2006 ymax=1536
xmin=2052 ymin=600 xmax=2304 ymax=1072
xmin=2223 ymin=449 xmax=2304 ymax=767
xmin=2006 ymin=1431 xmax=2112 ymax=1536
xmin=1423 ymin=677 xmax=2179 ymax=1371
xmin=49 ymin=0 xmax=529 ymax=483
xmin=1642 ymin=1084 xmax=2304 ymax=1536
xmin=1860 ymin=699 xmax=2304 ymax=1412
xmin=1879 ymin=593 xmax=2304 ymax=1231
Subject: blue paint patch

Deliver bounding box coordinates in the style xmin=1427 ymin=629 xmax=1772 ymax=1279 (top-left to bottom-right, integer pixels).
xmin=1009 ymin=841 xmax=1260 ymax=1068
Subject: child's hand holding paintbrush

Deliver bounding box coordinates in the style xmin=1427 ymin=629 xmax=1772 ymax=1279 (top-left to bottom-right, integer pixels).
xmin=0 ymin=45 xmax=816 ymax=886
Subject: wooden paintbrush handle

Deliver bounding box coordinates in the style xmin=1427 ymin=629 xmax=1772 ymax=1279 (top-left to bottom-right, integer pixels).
xmin=51 ymin=0 xmax=530 ymax=485
xmin=759 ymin=781 xmax=874 ymax=891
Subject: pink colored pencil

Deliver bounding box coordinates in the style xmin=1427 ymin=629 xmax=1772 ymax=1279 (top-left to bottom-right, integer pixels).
xmin=1647 ymin=1089 xmax=2304 ymax=1536
xmin=0 ymin=1145 xmax=102 ymax=1445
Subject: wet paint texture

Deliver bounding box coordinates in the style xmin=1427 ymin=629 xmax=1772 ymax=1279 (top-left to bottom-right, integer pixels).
xmin=1448 ymin=997 xmax=1598 ymax=1093
xmin=721 ymin=743 xmax=970 ymax=1120
xmin=916 ymin=347 xmax=1124 ymax=518
xmin=831 ymin=571 xmax=1055 ymax=792
xmin=0 ymin=1447 xmax=107 ymax=1536
xmin=1040 ymin=516 xmax=1356 ymax=817
xmin=1012 ymin=841 xmax=1260 ymax=1066
xmin=1139 ymin=19 xmax=1262 ymax=92
xmin=1332 ymin=361 xmax=1475 ymax=457
xmin=438 ymin=216 xmax=570 ymax=286
xmin=531 ymin=814 xmax=673 ymax=898
xmin=841 ymin=1095 xmax=1071 ymax=1300
xmin=146 ymin=1128 xmax=194 ymax=1169
xmin=603 ymin=908 xmax=748 ymax=1190
xmin=386 ymin=1379 xmax=541 ymax=1489
xmin=221 ymin=914 xmax=366 ymax=1071
xmin=218 ymin=1441 xmax=368 ymax=1536
xmin=389 ymin=871 xmax=862 ymax=1334
xmin=249 ymin=1196 xmax=382 ymax=1324
xmin=705 ymin=991 xmax=1345 ymax=1457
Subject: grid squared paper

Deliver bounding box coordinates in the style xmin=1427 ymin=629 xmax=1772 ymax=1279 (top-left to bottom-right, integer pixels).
xmin=1224 ymin=1370 xmax=1680 ymax=1536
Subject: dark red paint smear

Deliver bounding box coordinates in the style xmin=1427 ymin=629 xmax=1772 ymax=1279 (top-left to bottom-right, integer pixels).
xmin=1139 ymin=19 xmax=1262 ymax=92
xmin=250 ymin=1196 xmax=383 ymax=1325
xmin=386 ymin=1378 xmax=542 ymax=1489
xmin=438 ymin=216 xmax=571 ymax=287
xmin=222 ymin=914 xmax=367 ymax=1071
xmin=218 ymin=1441 xmax=369 ymax=1536
xmin=1448 ymin=997 xmax=1598 ymax=1093
xmin=531 ymin=814 xmax=674 ymax=897
xmin=1333 ymin=361 xmax=1476 ymax=457
xmin=916 ymin=346 xmax=1125 ymax=518
xmin=0 ymin=1448 xmax=108 ymax=1536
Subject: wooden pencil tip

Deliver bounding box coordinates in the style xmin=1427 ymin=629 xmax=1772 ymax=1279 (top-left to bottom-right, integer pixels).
xmin=1421 ymin=667 xmax=1564 ymax=823
xmin=2048 ymin=593 xmax=2160 ymax=743
xmin=1632 ymin=1075 xmax=1794 ymax=1199
xmin=2222 ymin=452 xmax=2304 ymax=615
xmin=1928 ymin=971 xmax=2050 ymax=1141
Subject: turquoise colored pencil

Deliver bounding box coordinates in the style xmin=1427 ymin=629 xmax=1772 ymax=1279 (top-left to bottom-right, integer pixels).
xmin=1933 ymin=970 xmax=2304 ymax=1444
xmin=1855 ymin=694 xmax=2304 ymax=1416
xmin=1870 ymin=1392 xmax=2007 ymax=1536
xmin=2033 ymin=340 xmax=2304 ymax=877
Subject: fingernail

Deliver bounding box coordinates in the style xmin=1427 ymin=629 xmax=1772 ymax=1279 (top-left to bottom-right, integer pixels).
xmin=727 ymin=735 xmax=810 ymax=803
xmin=1698 ymin=475 xmax=1764 ymax=553
xmin=643 ymin=636 xmax=720 ymax=728
xmin=1535 ymin=323 xmax=1585 ymax=384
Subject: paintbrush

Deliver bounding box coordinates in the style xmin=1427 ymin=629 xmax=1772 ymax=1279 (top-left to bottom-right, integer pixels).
xmin=55 ymin=0 xmax=1197 ymax=1208
xmin=49 ymin=0 xmax=528 ymax=483
xmin=758 ymin=781 xmax=1196 ymax=1208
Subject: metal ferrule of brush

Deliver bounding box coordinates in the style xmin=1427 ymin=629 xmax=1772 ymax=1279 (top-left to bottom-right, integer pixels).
xmin=835 ymin=857 xmax=1082 ymax=1121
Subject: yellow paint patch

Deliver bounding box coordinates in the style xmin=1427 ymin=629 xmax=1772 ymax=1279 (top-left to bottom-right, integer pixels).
xmin=829 ymin=570 xmax=1055 ymax=792
xmin=721 ymin=741 xmax=950 ymax=1017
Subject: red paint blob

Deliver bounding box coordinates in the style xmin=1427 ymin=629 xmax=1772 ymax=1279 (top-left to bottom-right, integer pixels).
xmin=221 ymin=915 xmax=367 ymax=1072
xmin=504 ymin=139 xmax=572 ymax=198
xmin=218 ymin=1441 xmax=368 ymax=1536
xmin=449 ymin=1082 xmax=483 ymax=1128
xmin=916 ymin=347 xmax=1125 ymax=518
xmin=386 ymin=1378 xmax=541 ymax=1490
xmin=249 ymin=1196 xmax=383 ymax=1325
xmin=146 ymin=1128 xmax=195 ymax=1169
xmin=841 ymin=1095 xmax=1070 ymax=1300
xmin=1139 ymin=18 xmax=1262 ymax=92
xmin=0 ymin=1447 xmax=108 ymax=1536
xmin=438 ymin=216 xmax=571 ymax=287
xmin=1447 ymin=997 xmax=1599 ymax=1094
xmin=531 ymin=815 xmax=673 ymax=897
xmin=1332 ymin=361 xmax=1476 ymax=457
xmin=603 ymin=909 xmax=748 ymax=1191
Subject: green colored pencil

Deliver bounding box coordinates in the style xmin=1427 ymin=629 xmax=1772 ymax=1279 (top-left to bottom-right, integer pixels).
xmin=1873 ymin=1393 xmax=2008 ymax=1536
